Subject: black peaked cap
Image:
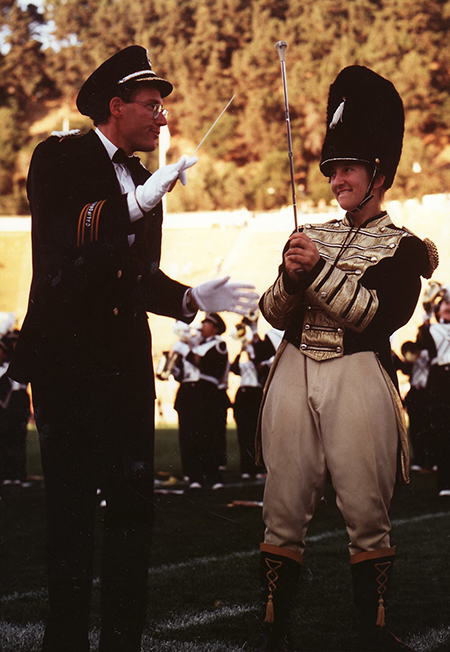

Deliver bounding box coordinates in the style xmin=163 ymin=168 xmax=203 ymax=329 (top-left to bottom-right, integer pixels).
xmin=203 ymin=312 xmax=226 ymax=334
xmin=76 ymin=45 xmax=173 ymax=118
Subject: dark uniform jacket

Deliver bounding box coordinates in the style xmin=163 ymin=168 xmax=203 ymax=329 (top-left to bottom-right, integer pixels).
xmin=8 ymin=129 xmax=190 ymax=394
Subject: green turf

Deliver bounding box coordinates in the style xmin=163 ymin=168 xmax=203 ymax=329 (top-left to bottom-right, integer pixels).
xmin=1 ymin=425 xmax=449 ymax=651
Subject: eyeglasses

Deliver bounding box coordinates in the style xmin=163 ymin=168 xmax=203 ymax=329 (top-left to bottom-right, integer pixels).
xmin=129 ymin=101 xmax=168 ymax=119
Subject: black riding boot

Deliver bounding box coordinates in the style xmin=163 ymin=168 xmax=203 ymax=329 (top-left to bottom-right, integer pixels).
xmin=257 ymin=543 xmax=302 ymax=652
xmin=351 ymin=549 xmax=416 ymax=651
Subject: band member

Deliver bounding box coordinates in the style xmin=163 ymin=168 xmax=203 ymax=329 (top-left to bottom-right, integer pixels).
xmin=230 ymin=316 xmax=282 ymax=478
xmin=415 ymin=286 xmax=450 ymax=497
xmin=7 ymin=45 xmax=257 ymax=652
xmin=166 ymin=321 xmax=202 ymax=480
xmin=255 ymin=66 xmax=438 ymax=652
xmin=183 ymin=312 xmax=229 ymax=489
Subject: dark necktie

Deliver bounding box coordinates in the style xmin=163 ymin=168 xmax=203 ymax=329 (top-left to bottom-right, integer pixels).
xmin=112 ymin=148 xmax=148 ymax=186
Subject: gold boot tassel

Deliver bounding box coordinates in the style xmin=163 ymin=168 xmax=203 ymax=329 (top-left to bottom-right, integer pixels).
xmin=374 ymin=560 xmax=391 ymax=629
xmin=265 ymin=591 xmax=275 ymax=623
xmin=264 ymin=557 xmax=282 ymax=623
xmin=376 ymin=595 xmax=386 ymax=628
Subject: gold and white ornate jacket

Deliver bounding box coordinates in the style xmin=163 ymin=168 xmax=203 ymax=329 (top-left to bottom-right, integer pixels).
xmin=261 ymin=211 xmax=437 ymax=381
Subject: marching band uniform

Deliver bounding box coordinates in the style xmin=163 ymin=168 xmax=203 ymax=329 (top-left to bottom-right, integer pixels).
xmin=185 ymin=312 xmax=229 ymax=488
xmin=401 ymin=341 xmax=434 ymax=472
xmin=8 ymin=46 xmax=256 ymax=652
xmin=256 ymin=66 xmax=438 ymax=652
xmin=231 ymin=328 xmax=281 ymax=477
xmin=416 ymin=301 xmax=450 ymax=496
xmin=172 ymin=330 xmax=202 ymax=480
xmin=8 ymin=47 xmax=193 ymax=652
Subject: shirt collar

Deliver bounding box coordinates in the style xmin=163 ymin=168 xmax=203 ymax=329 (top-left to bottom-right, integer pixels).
xmin=95 ymin=127 xmax=119 ymax=161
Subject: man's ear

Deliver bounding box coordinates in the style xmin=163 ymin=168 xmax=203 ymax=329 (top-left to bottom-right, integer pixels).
xmin=109 ymin=96 xmax=123 ymax=118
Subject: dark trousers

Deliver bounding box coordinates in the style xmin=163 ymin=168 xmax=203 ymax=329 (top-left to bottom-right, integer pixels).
xmin=233 ymin=386 xmax=263 ymax=475
xmin=1 ymin=389 xmax=30 ymax=481
xmin=174 ymin=382 xmax=198 ymax=478
xmin=175 ymin=380 xmax=224 ymax=485
xmin=405 ymin=386 xmax=435 ymax=469
xmin=428 ymin=364 xmax=450 ymax=491
xmin=32 ymin=373 xmax=155 ymax=652
xmin=216 ymin=389 xmax=230 ymax=468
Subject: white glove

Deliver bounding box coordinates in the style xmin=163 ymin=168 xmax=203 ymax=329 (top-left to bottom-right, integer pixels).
xmin=135 ymin=155 xmax=197 ymax=212
xmin=191 ymin=276 xmax=259 ymax=316
xmin=172 ymin=340 xmax=190 ymax=356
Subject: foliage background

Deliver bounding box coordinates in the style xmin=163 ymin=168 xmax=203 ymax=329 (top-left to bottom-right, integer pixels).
xmin=1 ymin=0 xmax=450 ymax=213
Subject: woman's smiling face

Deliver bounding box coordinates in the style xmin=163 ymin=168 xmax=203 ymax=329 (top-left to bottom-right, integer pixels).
xmin=329 ymin=161 xmax=371 ymax=212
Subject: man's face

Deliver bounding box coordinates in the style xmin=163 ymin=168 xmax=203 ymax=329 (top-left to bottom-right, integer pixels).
xmin=201 ymin=320 xmax=219 ymax=339
xmin=118 ymin=86 xmax=168 ymax=154
xmin=438 ymin=299 xmax=450 ymax=323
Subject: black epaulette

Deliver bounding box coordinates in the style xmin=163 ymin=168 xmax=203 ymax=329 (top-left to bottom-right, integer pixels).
xmin=423 ymin=237 xmax=439 ymax=278
xmin=401 ymin=226 xmax=439 ymax=279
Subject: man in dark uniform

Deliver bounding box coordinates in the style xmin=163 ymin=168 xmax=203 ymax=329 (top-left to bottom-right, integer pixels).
xmin=8 ymin=45 xmax=257 ymax=652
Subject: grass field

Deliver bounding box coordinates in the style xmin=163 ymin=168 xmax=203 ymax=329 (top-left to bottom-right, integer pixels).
xmin=1 ymin=425 xmax=449 ymax=652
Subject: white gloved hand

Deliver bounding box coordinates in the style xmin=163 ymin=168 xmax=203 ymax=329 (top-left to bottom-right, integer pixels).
xmin=191 ymin=276 xmax=259 ymax=316
xmin=135 ymin=155 xmax=198 ymax=212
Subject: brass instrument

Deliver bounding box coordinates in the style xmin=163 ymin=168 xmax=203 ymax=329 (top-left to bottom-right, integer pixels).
xmin=156 ymin=321 xmax=201 ymax=381
xmin=230 ymin=309 xmax=260 ymax=347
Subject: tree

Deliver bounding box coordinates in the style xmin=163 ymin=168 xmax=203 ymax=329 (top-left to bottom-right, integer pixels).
xmin=2 ymin=0 xmax=450 ymax=213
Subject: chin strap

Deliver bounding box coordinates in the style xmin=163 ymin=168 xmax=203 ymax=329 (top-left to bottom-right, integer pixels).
xmin=351 ymin=159 xmax=380 ymax=213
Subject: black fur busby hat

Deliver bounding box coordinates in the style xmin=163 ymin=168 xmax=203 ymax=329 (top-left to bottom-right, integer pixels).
xmin=320 ymin=65 xmax=404 ymax=189
xmin=202 ymin=312 xmax=226 ymax=334
xmin=77 ymin=45 xmax=173 ymax=118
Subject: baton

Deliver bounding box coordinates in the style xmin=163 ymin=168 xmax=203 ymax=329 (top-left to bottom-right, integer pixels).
xmin=169 ymin=95 xmax=236 ymax=192
xmin=191 ymin=94 xmax=235 ymax=156
xmin=275 ymin=40 xmax=298 ymax=231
